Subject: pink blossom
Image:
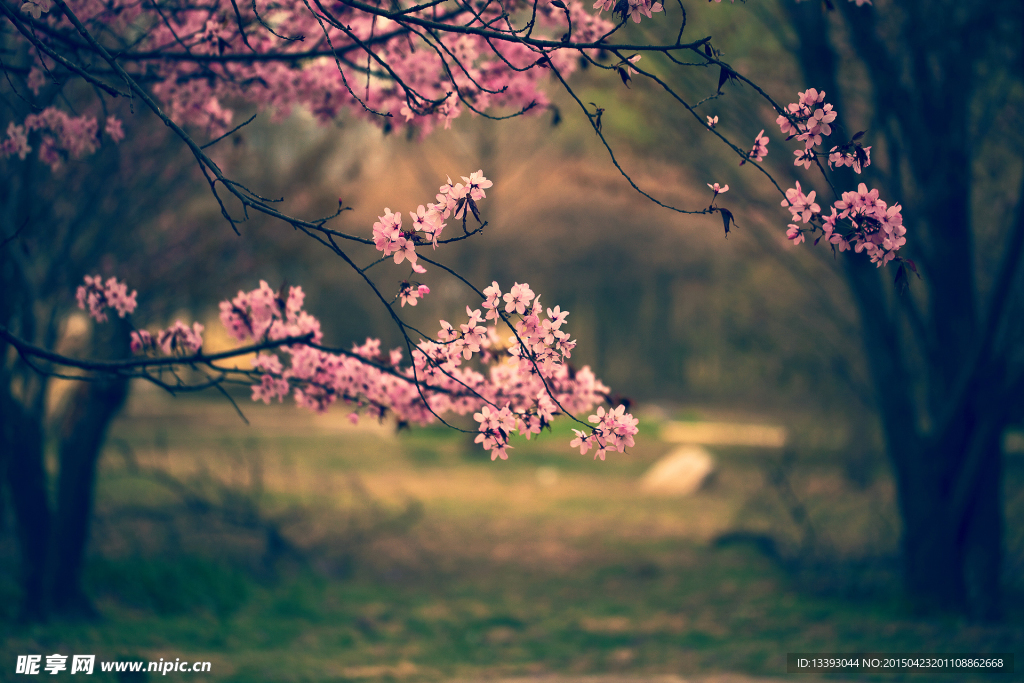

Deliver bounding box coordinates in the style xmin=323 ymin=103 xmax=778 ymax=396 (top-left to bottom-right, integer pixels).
xmin=747 ymin=129 xmax=769 ymax=162
xmin=20 ymin=0 xmax=51 ymax=19
xmin=781 ymin=181 xmax=820 ymax=223
xmin=76 ymin=275 xmax=137 ymax=323
xmin=399 ymin=282 xmax=430 ymax=307
xmin=786 ymin=225 xmax=805 ymax=245
xmin=776 ymin=90 xmax=837 ymax=154
xmin=503 ymin=282 xmax=535 ymax=315
xmin=105 ymin=117 xmax=125 ymax=143
xmin=827 ymin=183 xmax=906 ymax=266
xmin=461 ymin=171 xmax=493 ymax=201
xmin=157 ymin=321 xmax=204 ymax=355
xmin=130 ymin=330 xmax=154 ymax=354
xmin=828 ymin=144 xmax=871 ymax=174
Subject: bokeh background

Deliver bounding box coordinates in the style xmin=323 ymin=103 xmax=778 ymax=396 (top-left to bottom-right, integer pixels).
xmin=2 ymin=0 xmax=1023 ymax=680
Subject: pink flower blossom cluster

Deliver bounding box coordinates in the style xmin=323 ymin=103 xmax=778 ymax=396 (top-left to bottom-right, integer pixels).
xmin=0 ymin=109 xmax=122 ymax=170
xmin=131 ymin=322 xmax=205 ymax=355
xmin=217 ymin=277 xmax=627 ymax=460
xmin=219 ymin=279 xmax=322 ymax=346
xmin=828 ymin=143 xmax=872 ymax=174
xmin=593 ymin=0 xmax=664 ymax=23
xmin=781 ymin=181 xmax=820 ymax=225
xmin=76 ymin=265 xmax=636 ymax=462
xmin=783 ymin=182 xmax=905 ymax=266
xmin=772 ymin=87 xmax=901 ymax=266
xmin=372 ymin=171 xmax=492 ymax=278
xmin=570 ymin=405 xmax=639 ymax=460
xmin=823 ymin=183 xmax=905 ymax=266
xmin=777 ymin=89 xmax=837 ymax=170
xmin=76 ymin=276 xmax=137 ymax=323
xmin=9 ymin=0 xmax=615 ymax=145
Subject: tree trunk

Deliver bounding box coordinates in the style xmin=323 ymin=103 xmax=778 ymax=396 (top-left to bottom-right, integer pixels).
xmin=895 ymin=399 xmax=1005 ymax=619
xmin=1 ymin=391 xmax=51 ymax=622
xmin=1 ymin=319 xmax=130 ymax=620
xmin=49 ymin=374 xmax=130 ymax=615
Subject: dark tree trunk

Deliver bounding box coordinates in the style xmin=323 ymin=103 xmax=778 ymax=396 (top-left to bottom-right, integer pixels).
xmin=49 ymin=374 xmax=130 ymax=615
xmin=1 ymin=318 xmax=130 ymax=620
xmin=782 ymin=0 xmax=1017 ymax=620
xmin=895 ymin=411 xmax=1004 ymax=619
xmin=1 ymin=392 xmax=51 ymax=622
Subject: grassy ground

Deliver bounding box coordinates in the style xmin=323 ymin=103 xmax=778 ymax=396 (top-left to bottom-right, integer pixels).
xmin=1 ymin=388 xmax=1022 ymax=682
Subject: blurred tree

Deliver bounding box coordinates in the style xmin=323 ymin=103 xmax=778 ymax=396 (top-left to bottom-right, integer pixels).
xmin=1 ymin=108 xmax=214 ymax=618
xmin=778 ymin=0 xmax=1024 ymax=618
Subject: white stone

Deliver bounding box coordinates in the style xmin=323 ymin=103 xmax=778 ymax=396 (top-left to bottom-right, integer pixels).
xmin=640 ymin=445 xmax=715 ymax=495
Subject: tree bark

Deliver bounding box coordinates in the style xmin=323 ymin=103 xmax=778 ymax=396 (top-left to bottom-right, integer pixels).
xmin=896 ymin=402 xmax=1004 ymax=619
xmin=49 ymin=373 xmax=130 ymax=615
xmin=1 ymin=391 xmax=51 ymax=621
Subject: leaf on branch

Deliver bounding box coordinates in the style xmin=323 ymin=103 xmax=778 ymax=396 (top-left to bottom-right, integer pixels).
xmin=718 ymin=208 xmax=735 ymax=237
xmin=617 ymin=67 xmax=632 ymax=88
xmin=469 ymin=198 xmax=481 ymax=223
xmin=550 ymin=0 xmax=567 ymax=8
xmin=893 ymin=260 xmax=919 ymax=293
xmin=852 ymin=130 xmax=866 ymax=141
xmin=717 ymin=66 xmax=739 ymax=94
xmin=613 ymin=0 xmax=629 ymax=21
xmin=589 ymin=102 xmax=605 ymax=132
xmin=894 ymin=263 xmax=908 ymax=293
xmin=855 ymin=146 xmax=870 ymax=168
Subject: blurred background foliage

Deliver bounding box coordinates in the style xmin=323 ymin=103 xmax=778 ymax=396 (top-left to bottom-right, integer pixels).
xmin=3 ymin=0 xmax=1024 ymax=679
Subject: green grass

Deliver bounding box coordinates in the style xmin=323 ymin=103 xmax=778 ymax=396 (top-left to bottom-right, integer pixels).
xmin=2 ymin=395 xmax=1022 ymax=682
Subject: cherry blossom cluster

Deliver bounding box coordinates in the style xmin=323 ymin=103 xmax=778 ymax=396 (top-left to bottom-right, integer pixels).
xmin=777 ymin=89 xmax=837 ymax=170
xmin=219 ymin=279 xmax=322 ymax=346
xmin=823 ymin=183 xmax=905 ymax=265
xmin=221 ymin=278 xmax=629 ymax=460
xmin=12 ymin=0 xmax=612 ymax=141
xmin=75 ymin=276 xmax=137 ymax=323
xmin=828 ymin=142 xmax=872 ymax=174
xmin=570 ymin=405 xmax=639 ymax=460
xmin=130 ymin=323 xmax=206 ymax=356
xmin=0 ymin=109 xmax=123 ymax=170
xmin=593 ymin=0 xmax=664 ymax=24
xmin=74 ymin=269 xmax=635 ymax=461
xmin=770 ymin=87 xmax=904 ymax=266
xmin=782 ymin=181 xmax=905 ymax=266
xmin=372 ymin=171 xmax=492 ymax=281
